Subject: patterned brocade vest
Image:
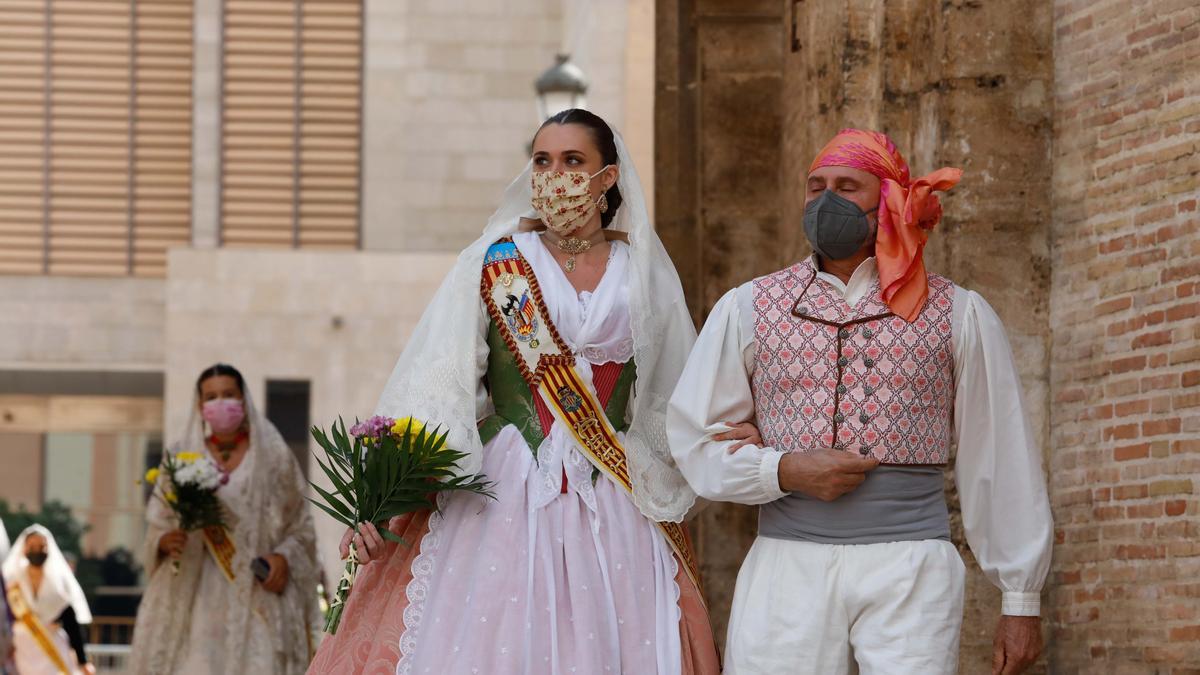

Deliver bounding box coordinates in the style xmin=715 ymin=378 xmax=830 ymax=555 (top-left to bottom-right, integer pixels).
xmin=750 ymin=259 xmax=955 ymax=464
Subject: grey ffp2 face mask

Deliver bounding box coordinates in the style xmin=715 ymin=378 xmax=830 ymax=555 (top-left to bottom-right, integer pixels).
xmin=803 ymin=189 xmax=878 ymax=260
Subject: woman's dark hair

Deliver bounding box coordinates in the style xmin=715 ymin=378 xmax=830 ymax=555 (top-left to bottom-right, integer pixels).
xmin=537 ymin=108 xmax=623 ymax=228
xmin=196 ymin=363 xmax=246 ymax=397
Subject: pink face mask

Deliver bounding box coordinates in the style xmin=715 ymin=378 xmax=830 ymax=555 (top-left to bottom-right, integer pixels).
xmin=202 ymin=398 xmax=246 ymax=434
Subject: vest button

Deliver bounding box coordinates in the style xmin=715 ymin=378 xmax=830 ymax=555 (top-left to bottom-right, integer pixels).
xmin=838 ymin=328 xmax=851 ymax=339
xmin=837 ymin=357 xmax=849 ymax=367
xmin=796 ymin=305 xmax=810 ymax=314
xmin=863 ymin=328 xmax=875 ymax=339
xmin=836 ymin=384 xmax=847 ymax=394
xmin=863 ymin=358 xmax=876 ymax=368
xmin=834 ymin=413 xmax=845 ymax=423
xmin=859 ymin=447 xmax=871 ymax=456
xmin=859 ymin=414 xmax=870 ymax=424
xmin=863 ymin=386 xmax=874 ymax=396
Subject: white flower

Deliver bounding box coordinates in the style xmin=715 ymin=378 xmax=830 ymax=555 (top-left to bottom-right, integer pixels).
xmin=174 ymin=456 xmax=224 ymax=490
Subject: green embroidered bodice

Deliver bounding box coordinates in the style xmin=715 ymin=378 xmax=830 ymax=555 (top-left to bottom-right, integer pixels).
xmin=478 ymin=318 xmax=636 ymax=455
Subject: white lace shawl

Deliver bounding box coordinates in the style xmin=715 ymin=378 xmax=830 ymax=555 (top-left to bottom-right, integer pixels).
xmin=128 ymin=391 xmax=321 ymax=674
xmin=374 ymin=132 xmax=699 ymax=523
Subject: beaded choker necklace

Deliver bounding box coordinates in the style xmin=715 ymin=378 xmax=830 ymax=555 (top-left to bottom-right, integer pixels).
xmin=208 ymin=430 xmax=249 ymax=463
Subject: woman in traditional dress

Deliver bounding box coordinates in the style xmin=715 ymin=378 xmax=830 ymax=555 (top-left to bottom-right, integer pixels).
xmin=129 ymin=364 xmax=322 ymax=675
xmin=308 ymin=109 xmax=719 ymax=675
xmin=2 ymin=525 xmax=94 ymax=675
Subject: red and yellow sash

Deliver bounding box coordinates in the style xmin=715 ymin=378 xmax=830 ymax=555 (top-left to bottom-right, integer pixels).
xmin=6 ymin=582 xmax=71 ymax=674
xmin=201 ymin=525 xmax=238 ymax=583
xmin=481 ymin=239 xmax=703 ymax=593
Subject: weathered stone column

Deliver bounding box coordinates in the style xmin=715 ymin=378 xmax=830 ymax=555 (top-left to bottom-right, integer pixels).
xmin=655 ymin=0 xmax=788 ymax=644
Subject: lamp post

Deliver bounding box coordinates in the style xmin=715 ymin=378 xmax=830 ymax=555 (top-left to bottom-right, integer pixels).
xmin=534 ymin=53 xmax=588 ymax=121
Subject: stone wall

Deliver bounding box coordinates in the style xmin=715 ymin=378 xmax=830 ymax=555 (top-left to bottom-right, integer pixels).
xmin=1048 ymin=0 xmax=1200 ymax=671
xmin=0 ymin=276 xmax=165 ymax=370
xmin=656 ymin=0 xmax=1055 ymax=669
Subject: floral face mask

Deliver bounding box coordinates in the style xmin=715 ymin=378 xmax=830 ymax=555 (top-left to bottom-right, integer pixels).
xmin=530 ymin=165 xmax=611 ymax=236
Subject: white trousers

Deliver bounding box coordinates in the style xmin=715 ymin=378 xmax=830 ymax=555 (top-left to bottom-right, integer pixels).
xmin=725 ymin=537 xmax=966 ymax=675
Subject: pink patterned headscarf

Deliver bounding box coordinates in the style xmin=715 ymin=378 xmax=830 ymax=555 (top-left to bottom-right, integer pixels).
xmin=809 ymin=129 xmax=962 ymax=322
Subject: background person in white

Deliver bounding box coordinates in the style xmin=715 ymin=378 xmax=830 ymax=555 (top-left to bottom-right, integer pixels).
xmin=667 ymin=129 xmax=1053 ymax=675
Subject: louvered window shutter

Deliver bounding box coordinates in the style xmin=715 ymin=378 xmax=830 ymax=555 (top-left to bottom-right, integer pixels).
xmin=0 ymin=0 xmax=192 ymax=277
xmin=220 ymin=0 xmax=361 ymax=249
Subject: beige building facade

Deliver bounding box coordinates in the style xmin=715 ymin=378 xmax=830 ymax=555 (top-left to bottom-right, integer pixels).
xmin=0 ymin=0 xmax=656 ymax=594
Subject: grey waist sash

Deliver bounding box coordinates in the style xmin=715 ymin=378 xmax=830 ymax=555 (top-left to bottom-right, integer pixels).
xmin=758 ymin=465 xmax=951 ymax=544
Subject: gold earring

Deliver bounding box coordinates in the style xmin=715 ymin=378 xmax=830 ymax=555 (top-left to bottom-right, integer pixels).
xmin=598 ymin=193 xmax=609 ymax=214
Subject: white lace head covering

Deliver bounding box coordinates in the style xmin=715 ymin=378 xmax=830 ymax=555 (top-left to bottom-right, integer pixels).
xmin=375 ymin=121 xmax=699 ymax=522
xmin=130 ymin=372 xmax=320 ymax=673
xmin=0 ymin=519 xmax=8 ymax=561
xmin=2 ymin=524 xmax=92 ymax=624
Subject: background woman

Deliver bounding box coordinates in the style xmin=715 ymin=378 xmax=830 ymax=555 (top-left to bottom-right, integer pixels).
xmin=130 ymin=364 xmax=322 ymax=674
xmin=308 ymin=110 xmax=719 ymax=675
xmin=3 ymin=525 xmax=94 ymax=675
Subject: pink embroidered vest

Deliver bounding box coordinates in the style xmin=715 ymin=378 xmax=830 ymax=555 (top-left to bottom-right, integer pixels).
xmin=750 ymin=259 xmax=955 ymax=464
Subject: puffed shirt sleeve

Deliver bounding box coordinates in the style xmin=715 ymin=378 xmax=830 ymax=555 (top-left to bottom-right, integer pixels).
xmin=952 ymin=288 xmax=1054 ymax=616
xmin=667 ymin=285 xmax=788 ymax=505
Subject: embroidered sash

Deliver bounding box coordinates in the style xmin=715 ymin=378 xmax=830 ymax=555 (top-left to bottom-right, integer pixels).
xmin=6 ymin=582 xmax=71 ymax=674
xmin=201 ymin=525 xmax=238 ymax=583
xmin=481 ymin=239 xmax=702 ymax=593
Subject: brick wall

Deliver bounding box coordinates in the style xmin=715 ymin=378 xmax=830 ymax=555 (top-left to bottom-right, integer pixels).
xmin=1049 ymin=0 xmax=1200 ymax=671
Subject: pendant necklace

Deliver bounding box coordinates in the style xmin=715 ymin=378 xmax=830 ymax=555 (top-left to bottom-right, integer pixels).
xmin=554 ymin=237 xmax=593 ymax=273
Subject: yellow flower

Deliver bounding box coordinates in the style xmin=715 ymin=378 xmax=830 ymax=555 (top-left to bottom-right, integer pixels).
xmin=390 ymin=417 xmax=426 ymax=438
xmin=177 ymin=451 xmax=202 ymax=463
xmin=144 ymin=467 xmax=160 ymax=484
xmin=165 ymin=491 xmax=178 ymax=504
xmin=390 ymin=417 xmax=446 ymax=450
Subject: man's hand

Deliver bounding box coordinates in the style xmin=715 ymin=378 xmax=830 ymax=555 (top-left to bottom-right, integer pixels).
xmin=714 ymin=421 xmax=763 ymax=452
xmin=777 ymin=449 xmax=878 ymax=501
xmin=992 ymin=615 xmax=1042 ymax=675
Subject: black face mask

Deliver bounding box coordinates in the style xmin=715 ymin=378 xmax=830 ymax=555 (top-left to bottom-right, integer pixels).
xmin=803 ymin=189 xmax=878 ymax=260
xmin=27 ymin=552 xmax=48 ymax=567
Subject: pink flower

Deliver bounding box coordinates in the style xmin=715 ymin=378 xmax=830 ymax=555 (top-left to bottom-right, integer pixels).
xmin=349 ymin=415 xmax=397 ymax=440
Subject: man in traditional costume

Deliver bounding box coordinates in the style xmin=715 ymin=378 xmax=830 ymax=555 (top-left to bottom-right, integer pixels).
xmin=668 ymin=129 xmax=1053 ymax=674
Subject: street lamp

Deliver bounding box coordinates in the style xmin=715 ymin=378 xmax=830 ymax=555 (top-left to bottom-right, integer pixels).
xmin=534 ymin=53 xmax=588 ymax=121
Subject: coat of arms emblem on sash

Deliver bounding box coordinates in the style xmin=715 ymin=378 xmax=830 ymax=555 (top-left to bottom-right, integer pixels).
xmin=502 ymin=290 xmax=541 ymax=347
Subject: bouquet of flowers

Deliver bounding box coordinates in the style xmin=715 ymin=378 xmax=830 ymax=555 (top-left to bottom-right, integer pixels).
xmin=143 ymin=451 xmax=229 ymax=573
xmin=309 ymin=416 xmax=493 ymax=634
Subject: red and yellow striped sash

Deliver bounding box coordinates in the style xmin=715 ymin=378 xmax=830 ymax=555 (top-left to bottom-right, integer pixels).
xmin=202 ymin=525 xmax=238 ymax=583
